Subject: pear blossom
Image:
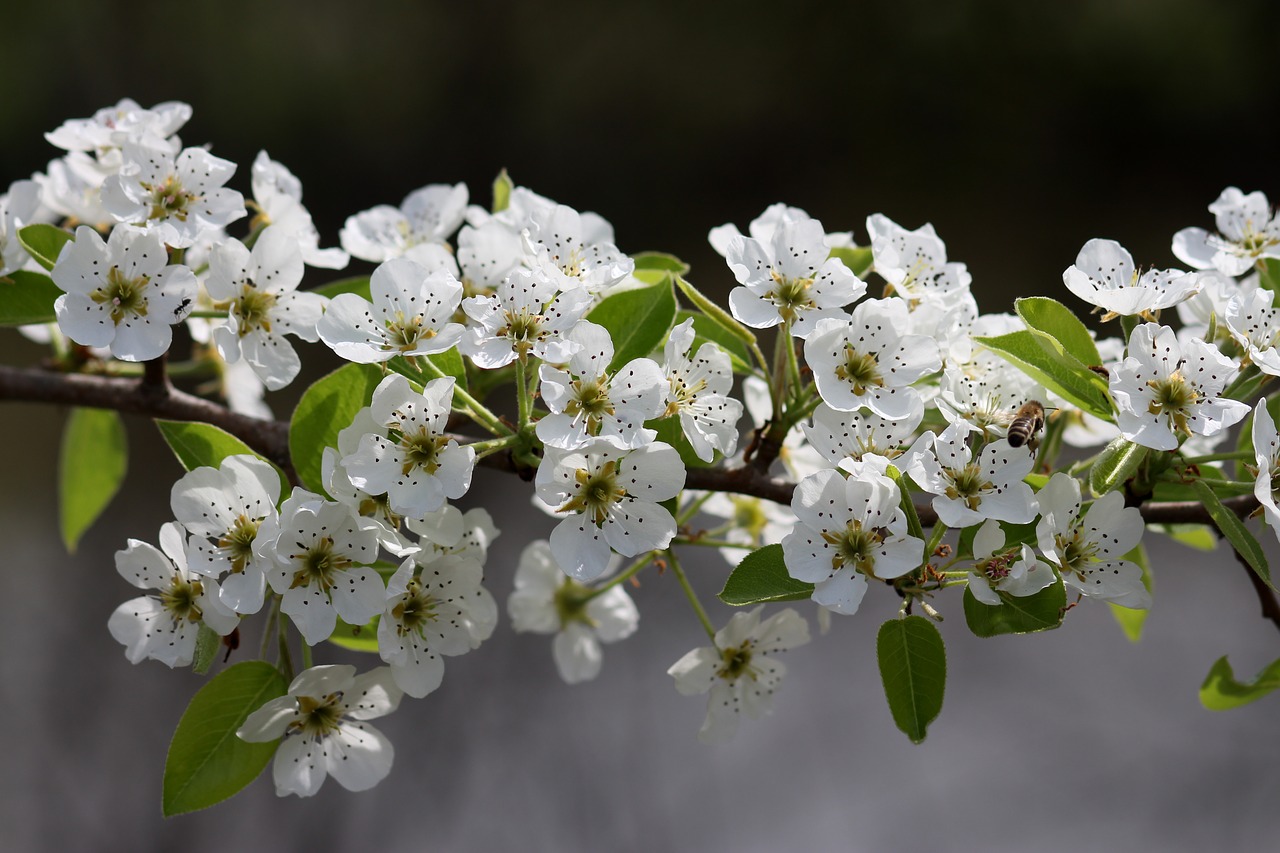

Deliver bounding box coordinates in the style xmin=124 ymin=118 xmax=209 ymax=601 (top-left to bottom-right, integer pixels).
xmin=965 ymin=519 xmax=1056 ymax=605
xmin=377 ymin=553 xmax=498 ymax=697
xmin=340 ymin=183 xmax=468 ymax=264
xmin=341 ymin=374 xmax=475 ymax=518
xmin=906 ymin=423 xmax=1037 ymax=528
xmin=250 ymin=151 xmax=349 ymax=269
xmin=708 ymin=203 xmax=813 ymax=257
xmin=169 ymin=454 xmax=281 ymax=614
xmin=536 ymin=438 xmax=685 ymax=581
xmin=37 ymin=154 xmax=114 ymax=227
xmin=1109 ymin=322 xmax=1248 ymax=451
xmin=660 ymin=318 xmax=743 ymax=462
xmin=406 ymin=506 xmax=500 ymax=565
xmin=936 ymin=359 xmax=1044 ymax=441
xmin=1173 ymin=187 xmax=1280 ymax=276
xmin=1062 ymin=239 xmax=1200 ymax=319
xmin=667 ymin=606 xmax=810 ymax=743
xmin=456 ymin=219 xmax=525 ymax=299
xmin=725 ymin=216 xmax=865 ymax=337
xmin=321 ymin=407 xmax=417 ymax=558
xmin=803 ymin=401 xmax=924 ymax=467
xmin=45 ymin=98 xmax=189 ymax=168
xmin=866 ymin=214 xmax=971 ymax=304
xmin=317 ymin=256 xmax=465 ymax=364
xmin=260 ymin=491 xmax=385 ymax=645
xmin=109 ymin=522 xmax=238 ymax=668
xmin=537 ymin=321 xmax=666 ymax=449
xmin=237 ymin=665 xmax=402 ymax=797
xmin=205 ymin=227 xmax=326 ymax=390
xmin=782 ymin=467 xmax=924 ymax=615
xmin=1035 ymin=473 xmax=1149 ymax=608
xmin=525 ymin=203 xmax=633 ymax=296
xmin=1250 ymin=401 xmax=1280 ymax=541
xmin=52 ymin=224 xmax=197 ymax=361
xmin=459 ymin=267 xmax=593 ymax=368
xmin=1224 ymin=288 xmax=1280 ymax=376
xmin=698 ymin=491 xmax=797 ymax=567
xmin=101 ymin=142 xmax=246 ymax=248
xmin=1176 ymin=270 xmax=1253 ymax=348
xmin=805 ymin=299 xmax=942 ymax=418
xmin=905 ymin=289 xmax=979 ymax=366
xmin=507 ymin=540 xmax=639 ymax=684
xmin=1 ymin=179 xmax=48 ymax=275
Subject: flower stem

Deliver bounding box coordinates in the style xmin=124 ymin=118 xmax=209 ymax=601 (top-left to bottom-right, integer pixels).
xmin=516 ymin=357 xmax=532 ymax=431
xmin=259 ymin=596 xmax=280 ymax=660
xmin=276 ymin=612 xmax=295 ymax=683
xmin=468 ymin=434 xmax=521 ymax=459
xmin=1181 ymin=451 xmax=1254 ymax=464
xmin=924 ymin=521 xmax=949 ymax=557
xmin=300 ymin=638 xmax=313 ymax=670
xmin=676 ymin=490 xmax=715 ymax=525
xmin=586 ymin=552 xmax=656 ymax=599
xmin=673 ymin=536 xmax=748 ymax=548
xmin=417 ymin=357 xmax=512 ymax=436
xmin=668 ymin=549 xmax=717 ymax=641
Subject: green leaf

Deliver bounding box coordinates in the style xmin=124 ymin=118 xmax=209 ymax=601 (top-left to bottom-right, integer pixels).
xmin=632 ymin=251 xmax=691 ymax=276
xmin=1193 ymin=478 xmax=1274 ymax=591
xmin=828 ymin=246 xmax=874 ymax=278
xmin=1015 ymin=297 xmax=1102 ymax=367
xmin=162 ymin=661 xmax=287 ymax=816
xmin=492 ymin=168 xmax=513 ymax=213
xmin=718 ymin=543 xmax=815 ymax=606
xmin=1149 ymin=523 xmax=1218 ymax=552
xmin=674 ymin=310 xmax=753 ymax=374
xmin=587 ymin=274 xmax=677 ymax=371
xmin=0 ymin=270 xmax=63 ymax=325
xmin=955 ymin=519 xmax=1040 ymax=560
xmin=876 ymin=616 xmax=946 ymax=743
xmin=962 ymin=580 xmax=1067 ymax=637
xmin=328 ymin=616 xmax=382 ymax=653
xmin=192 ymin=624 xmax=221 ymax=675
xmin=59 ymin=408 xmax=127 ymax=553
xmin=674 ymin=275 xmax=758 ymax=347
xmin=289 ymin=363 xmax=384 ymax=493
xmin=1258 ymin=258 xmax=1280 ymax=293
xmin=155 ymin=420 xmax=289 ymax=497
xmin=975 ymin=330 xmax=1112 ymax=419
xmin=17 ymin=223 xmax=73 ymax=271
xmin=1108 ymin=543 xmax=1152 ymax=642
xmin=309 ymin=275 xmax=371 ymax=300
xmin=1088 ymin=437 xmax=1148 ymax=497
xmin=1200 ymin=655 xmax=1280 ymax=710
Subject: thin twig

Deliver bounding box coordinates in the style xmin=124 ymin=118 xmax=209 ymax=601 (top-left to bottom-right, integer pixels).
xmin=1234 ymin=548 xmax=1280 ymax=636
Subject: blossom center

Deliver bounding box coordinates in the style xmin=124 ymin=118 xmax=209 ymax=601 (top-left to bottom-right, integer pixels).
xmin=386 ymin=311 xmax=435 ymax=351
xmin=731 ymin=496 xmax=769 ymax=542
xmin=717 ymin=641 xmax=756 ymax=682
xmin=979 ymin=549 xmax=1017 ymax=583
xmin=91 ymin=266 xmax=150 ymax=325
xmin=1055 ymin=531 xmax=1098 ymax=573
xmin=501 ymin=307 xmax=545 ymax=358
xmin=142 ymin=175 xmax=197 ymax=222
xmin=553 ymin=577 xmax=598 ymax=628
xmin=566 ymin=377 xmax=614 ymax=431
xmin=766 ymin=269 xmax=814 ymax=322
xmin=557 ymin=461 xmax=627 ymax=525
xmin=394 ymin=425 xmax=450 ymax=475
xmin=217 ymin=514 xmax=262 ymax=575
xmin=821 ymin=520 xmax=887 ymax=575
xmin=392 ymin=579 xmax=438 ymax=636
xmin=289 ymin=537 xmax=352 ymax=593
xmin=1146 ymin=370 xmax=1199 ymax=436
xmin=289 ymin=692 xmax=345 ymax=739
xmin=943 ymin=464 xmax=994 ymax=510
xmin=232 ymin=284 xmax=278 ymax=335
xmin=159 ymin=572 xmax=205 ymax=624
xmin=834 ymin=346 xmax=884 ymax=396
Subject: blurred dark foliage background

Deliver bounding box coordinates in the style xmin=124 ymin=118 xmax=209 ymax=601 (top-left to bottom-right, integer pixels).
xmin=4 ymin=2 xmax=1280 ymax=851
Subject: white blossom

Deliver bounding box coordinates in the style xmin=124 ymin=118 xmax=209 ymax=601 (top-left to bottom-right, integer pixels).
xmin=525 ymin=203 xmax=633 ymax=296
xmin=906 ymin=423 xmax=1037 ymax=528
xmin=660 ymin=318 xmax=743 ymax=461
xmin=1063 ymin=238 xmax=1200 ymax=318
xmin=1225 ymin=288 xmax=1280 ymax=376
xmin=52 ymin=224 xmax=197 ymax=361
xmin=536 ymin=438 xmax=685 ymax=581
xmin=341 ymin=374 xmax=475 ymax=518
xmin=237 ymin=665 xmax=402 ymax=797
xmin=0 ymin=179 xmax=48 ymax=275
xmin=508 ymin=540 xmax=639 ymax=684
xmin=782 ymin=467 xmax=924 ymax=615
xmin=1035 ymin=473 xmax=1149 ymax=608
xmin=1173 ymin=187 xmax=1280 ymax=276
xmin=803 ymin=402 xmax=924 ymax=468
xmin=725 ymin=216 xmax=865 ymax=337
xmin=109 ymin=522 xmax=238 ymax=668
xmin=406 ymin=506 xmax=500 ymax=565
xmin=1109 ymin=322 xmax=1248 ymax=451
xmin=667 ymin=607 xmax=810 ymax=743
xmin=866 ymin=214 xmax=971 ymax=304
xmin=965 ymin=519 xmax=1056 ymax=605
xmin=169 ymin=454 xmax=281 ymax=615
xmin=251 ymin=151 xmax=349 ymax=269
xmin=1251 ymin=401 xmax=1280 ymax=542
xmin=340 ymin=183 xmax=468 ymax=263
xmin=317 ymin=257 xmax=465 ymax=364
xmin=459 ymin=267 xmax=592 ymax=368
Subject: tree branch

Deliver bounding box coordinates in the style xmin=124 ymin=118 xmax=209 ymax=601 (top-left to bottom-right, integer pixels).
xmin=0 ymin=363 xmax=1261 ymax=526
xmin=1234 ymin=548 xmax=1280 ymax=636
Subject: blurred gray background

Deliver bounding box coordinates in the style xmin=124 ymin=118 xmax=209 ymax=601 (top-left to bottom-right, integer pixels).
xmin=4 ymin=1 xmax=1280 ymax=851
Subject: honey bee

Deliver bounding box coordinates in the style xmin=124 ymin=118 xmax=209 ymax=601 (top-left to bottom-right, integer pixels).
xmin=1006 ymin=400 xmax=1046 ymax=449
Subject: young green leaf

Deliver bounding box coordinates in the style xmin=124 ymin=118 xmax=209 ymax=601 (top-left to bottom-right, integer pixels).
xmin=1148 ymin=523 xmax=1218 ymax=552
xmin=975 ymin=330 xmax=1112 ymax=419
xmin=191 ymin=624 xmax=222 ymax=675
xmin=828 ymin=246 xmax=874 ymax=278
xmin=1088 ymin=437 xmax=1147 ymax=497
xmin=675 ymin=309 xmax=753 ymax=374
xmin=962 ymin=580 xmax=1067 ymax=637
xmin=1258 ymin=258 xmax=1280 ymax=292
xmin=17 ymin=223 xmax=72 ymax=271
xmin=59 ymin=408 xmax=127 ymax=553
xmin=1108 ymin=543 xmax=1152 ymax=642
xmin=289 ymin=363 xmax=384 ymax=493
xmin=1200 ymin=655 xmax=1280 ymax=710
xmin=155 ymin=420 xmax=289 ymax=497
xmin=1192 ymin=478 xmax=1273 ymax=591
xmin=877 ymin=616 xmax=946 ymax=744
xmin=1015 ymin=297 xmax=1102 ymax=367
xmin=587 ymin=274 xmax=677 ymax=372
xmin=309 ymin=275 xmax=371 ymax=300
xmin=632 ymin=251 xmax=691 ymax=276
xmin=0 ymin=270 xmax=63 ymax=326
xmin=674 ymin=275 xmax=758 ymax=348
xmin=389 ymin=348 xmax=467 ymax=390
xmin=718 ymin=544 xmax=815 ymax=606
xmin=492 ymin=168 xmax=513 ymax=213
xmin=162 ymin=661 xmax=287 ymax=816
xmin=328 ymin=616 xmax=382 ymax=653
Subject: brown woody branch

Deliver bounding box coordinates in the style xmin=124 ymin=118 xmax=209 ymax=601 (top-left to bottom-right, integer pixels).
xmin=0 ymin=363 xmax=1261 ymax=527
